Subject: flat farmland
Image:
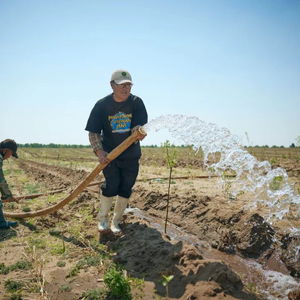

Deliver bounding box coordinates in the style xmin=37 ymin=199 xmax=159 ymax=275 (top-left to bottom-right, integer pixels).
xmin=1 ymin=146 xmax=300 ymax=300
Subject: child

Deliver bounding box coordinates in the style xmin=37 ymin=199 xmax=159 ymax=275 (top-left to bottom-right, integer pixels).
xmin=0 ymin=139 xmax=19 ymax=229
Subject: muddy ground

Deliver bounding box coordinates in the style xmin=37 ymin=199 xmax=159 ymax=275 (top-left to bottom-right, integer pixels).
xmin=1 ymin=153 xmax=300 ymax=299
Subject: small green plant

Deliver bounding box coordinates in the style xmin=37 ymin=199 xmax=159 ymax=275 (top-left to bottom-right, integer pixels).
xmin=50 ymin=240 xmax=66 ymax=255
xmin=0 ymin=262 xmax=10 ymax=274
xmin=221 ymin=169 xmax=238 ymax=200
xmin=104 ymin=266 xmax=131 ymax=300
xmin=3 ymin=169 xmax=12 ymax=176
xmin=0 ymin=260 xmax=32 ymax=274
xmin=224 ymin=181 xmax=232 ymax=199
xmin=207 ymin=166 xmax=215 ymax=173
xmin=245 ymin=281 xmax=258 ymax=293
xmin=24 ymin=183 xmax=40 ymax=194
xmin=6 ymin=202 xmax=15 ymax=209
xmin=235 ymin=190 xmax=245 ymax=199
xmin=22 ymin=207 xmax=31 ymax=212
xmin=269 ymin=175 xmax=284 ymax=191
xmin=221 ymin=169 xmax=236 ymax=179
xmin=59 ymin=284 xmax=72 ymax=292
xmin=67 ymin=265 xmax=81 ymax=277
xmin=28 ymin=237 xmax=47 ymax=249
xmin=81 ymin=288 xmax=105 ymax=300
xmin=163 ymin=140 xmax=177 ymax=233
xmin=269 ymin=158 xmax=277 ymax=166
xmin=10 ymin=294 xmax=23 ymax=300
xmin=5 ymin=280 xmax=23 ymax=293
xmin=161 ymin=274 xmax=174 ymax=298
xmin=67 ymin=254 xmax=103 ymax=277
xmin=57 ymin=260 xmax=66 ymax=267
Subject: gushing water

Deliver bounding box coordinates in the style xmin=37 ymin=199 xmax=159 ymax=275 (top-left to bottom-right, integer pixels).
xmin=144 ymin=114 xmax=300 ymax=231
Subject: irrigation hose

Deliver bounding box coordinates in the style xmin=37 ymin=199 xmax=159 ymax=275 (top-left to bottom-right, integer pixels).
xmin=4 ymin=127 xmax=147 ymax=219
xmin=4 ymin=174 xmax=234 ymax=203
xmin=2 ymin=181 xmax=103 ymax=202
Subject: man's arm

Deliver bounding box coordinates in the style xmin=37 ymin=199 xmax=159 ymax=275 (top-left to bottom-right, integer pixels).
xmin=88 ymin=132 xmax=110 ymax=164
xmin=89 ymin=132 xmax=103 ymax=152
xmin=131 ymin=97 xmax=148 ymax=141
xmin=132 ymin=97 xmax=148 ymax=125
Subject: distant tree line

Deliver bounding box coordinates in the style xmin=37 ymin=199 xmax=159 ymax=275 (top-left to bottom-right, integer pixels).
xmin=245 ymin=144 xmax=298 ymax=148
xmin=18 ymin=143 xmax=195 ymax=148
xmin=141 ymin=144 xmax=194 ymax=148
xmin=17 ymin=143 xmax=298 ymax=149
xmin=18 ymin=143 xmax=91 ymax=148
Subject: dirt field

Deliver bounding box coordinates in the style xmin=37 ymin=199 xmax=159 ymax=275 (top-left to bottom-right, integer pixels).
xmin=1 ymin=147 xmax=300 ymax=300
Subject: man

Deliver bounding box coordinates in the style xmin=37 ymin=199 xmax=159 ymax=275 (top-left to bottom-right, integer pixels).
xmin=0 ymin=139 xmax=19 ymax=229
xmin=85 ymin=70 xmax=148 ymax=233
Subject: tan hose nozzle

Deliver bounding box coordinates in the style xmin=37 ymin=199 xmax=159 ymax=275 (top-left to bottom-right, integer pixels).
xmin=138 ymin=126 xmax=147 ymax=136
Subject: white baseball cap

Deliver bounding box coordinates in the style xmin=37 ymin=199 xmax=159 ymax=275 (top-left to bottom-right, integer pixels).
xmin=111 ymin=70 xmax=132 ymax=84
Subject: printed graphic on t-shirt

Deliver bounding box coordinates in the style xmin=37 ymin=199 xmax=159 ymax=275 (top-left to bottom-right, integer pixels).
xmin=109 ymin=112 xmax=132 ymax=133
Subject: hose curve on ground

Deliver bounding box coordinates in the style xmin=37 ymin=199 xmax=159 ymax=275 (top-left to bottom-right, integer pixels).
xmin=4 ymin=128 xmax=146 ymax=219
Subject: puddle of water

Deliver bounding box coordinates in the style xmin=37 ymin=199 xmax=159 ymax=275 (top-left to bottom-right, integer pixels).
xmin=126 ymin=207 xmax=299 ymax=300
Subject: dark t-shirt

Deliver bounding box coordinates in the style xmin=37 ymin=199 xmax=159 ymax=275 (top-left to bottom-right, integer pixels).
xmin=85 ymin=94 xmax=148 ymax=160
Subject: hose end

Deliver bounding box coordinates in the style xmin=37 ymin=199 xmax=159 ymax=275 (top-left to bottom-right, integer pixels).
xmin=138 ymin=126 xmax=147 ymax=136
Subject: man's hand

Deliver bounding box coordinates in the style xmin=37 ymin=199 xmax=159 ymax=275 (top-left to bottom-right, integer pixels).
xmin=95 ymin=149 xmax=110 ymax=164
xmin=132 ymin=126 xmax=146 ymax=141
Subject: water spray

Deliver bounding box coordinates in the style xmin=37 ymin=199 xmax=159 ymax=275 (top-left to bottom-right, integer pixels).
xmin=145 ymin=114 xmax=300 ymax=233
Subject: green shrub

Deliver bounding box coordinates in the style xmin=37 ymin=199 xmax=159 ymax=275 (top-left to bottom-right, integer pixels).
xmin=0 ymin=263 xmax=10 ymax=274
xmin=104 ymin=266 xmax=131 ymax=300
xmin=0 ymin=261 xmax=32 ymax=274
xmin=10 ymin=260 xmax=32 ymax=271
xmin=5 ymin=280 xmax=23 ymax=293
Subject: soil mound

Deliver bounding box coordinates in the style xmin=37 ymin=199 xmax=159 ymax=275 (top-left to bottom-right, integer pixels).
xmin=108 ymin=216 xmax=258 ymax=299
xmin=217 ymin=213 xmax=275 ymax=258
xmin=288 ymin=287 xmax=300 ymax=300
xmin=281 ymin=233 xmax=300 ymax=278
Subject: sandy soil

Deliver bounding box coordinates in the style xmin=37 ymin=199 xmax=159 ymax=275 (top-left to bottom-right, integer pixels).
xmin=1 ymin=157 xmax=300 ymax=299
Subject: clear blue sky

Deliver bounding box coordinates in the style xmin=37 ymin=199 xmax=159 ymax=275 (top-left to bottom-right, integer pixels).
xmin=1 ymin=0 xmax=299 ymax=146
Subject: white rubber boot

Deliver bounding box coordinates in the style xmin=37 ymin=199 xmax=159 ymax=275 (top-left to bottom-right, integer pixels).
xmin=111 ymin=196 xmax=129 ymax=233
xmin=98 ymin=195 xmax=114 ymax=231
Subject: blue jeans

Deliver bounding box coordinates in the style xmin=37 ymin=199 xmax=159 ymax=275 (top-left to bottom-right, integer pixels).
xmin=0 ymin=202 xmax=7 ymax=225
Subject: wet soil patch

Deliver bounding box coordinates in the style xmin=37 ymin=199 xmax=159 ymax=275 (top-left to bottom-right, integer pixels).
xmin=108 ymin=216 xmax=259 ymax=300
xmin=131 ymin=187 xmax=298 ymax=278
